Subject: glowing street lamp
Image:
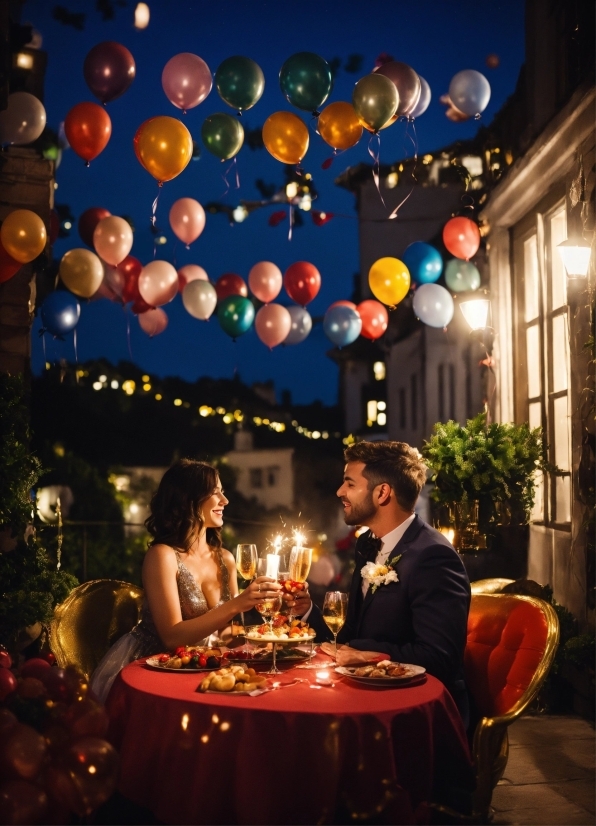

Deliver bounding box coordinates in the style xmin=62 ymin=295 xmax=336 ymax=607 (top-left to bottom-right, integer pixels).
xmin=459 ymin=298 xmax=490 ymax=331
xmin=557 ymin=235 xmax=591 ymax=279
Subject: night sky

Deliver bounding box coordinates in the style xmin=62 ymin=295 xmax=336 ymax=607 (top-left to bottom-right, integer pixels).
xmin=25 ymin=0 xmax=525 ymax=404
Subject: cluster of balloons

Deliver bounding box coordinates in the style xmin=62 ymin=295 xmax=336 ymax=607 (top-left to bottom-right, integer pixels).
xmin=0 ymin=651 xmax=118 ymax=823
xmin=323 ymin=299 xmax=388 ymax=347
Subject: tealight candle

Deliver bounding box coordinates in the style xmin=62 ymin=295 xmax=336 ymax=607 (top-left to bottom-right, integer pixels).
xmin=266 ymin=553 xmax=280 ymax=580
xmin=315 ymin=669 xmax=332 ymax=686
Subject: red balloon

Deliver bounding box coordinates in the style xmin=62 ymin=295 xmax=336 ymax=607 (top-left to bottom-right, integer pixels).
xmin=329 ymin=300 xmax=357 ymax=311
xmin=20 ymin=658 xmax=51 ymax=681
xmin=0 ymin=650 xmax=12 ymax=669
xmin=131 ymin=297 xmax=153 ymax=314
xmin=64 ymin=102 xmax=112 ymax=164
xmin=0 ymin=723 xmax=47 ymax=780
xmin=84 ymin=41 xmax=136 ymax=104
xmin=357 ymin=299 xmax=389 ymax=340
xmin=38 ymin=651 xmax=56 ymax=666
xmin=118 ymin=256 xmax=143 ymax=303
xmin=0 ymin=668 xmax=17 ymax=701
xmin=65 ymin=698 xmax=109 ymax=740
xmin=59 ymin=736 xmax=119 ymax=816
xmin=41 ymin=667 xmax=73 ymax=703
xmin=0 ymin=779 xmax=49 ymax=825
xmin=284 ymin=261 xmax=321 ymax=306
xmin=215 ymin=273 xmax=248 ymax=301
xmin=78 ymin=207 xmax=111 ymax=248
xmin=0 ymin=709 xmax=17 ymax=734
xmin=443 ymin=217 xmax=480 ymax=261
xmin=0 ymin=238 xmax=21 ymax=284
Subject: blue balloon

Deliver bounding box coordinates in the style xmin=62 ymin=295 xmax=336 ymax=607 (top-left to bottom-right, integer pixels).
xmin=412 ymin=283 xmax=454 ymax=328
xmin=41 ymin=291 xmax=80 ymax=337
xmin=448 ymin=70 xmax=491 ymax=117
xmin=402 ymin=242 xmax=443 ymax=285
xmin=444 ymin=259 xmax=481 ymax=293
xmin=323 ymin=305 xmax=362 ymax=347
xmin=284 ymin=306 xmax=312 ymax=345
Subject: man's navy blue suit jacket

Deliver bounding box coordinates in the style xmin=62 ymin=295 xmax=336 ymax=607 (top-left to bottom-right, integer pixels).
xmin=309 ymin=515 xmax=471 ymax=725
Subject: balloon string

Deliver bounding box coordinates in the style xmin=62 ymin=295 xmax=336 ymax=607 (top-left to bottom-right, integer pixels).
xmin=288 ymin=204 xmax=294 ymax=241
xmin=368 ymin=133 xmax=386 ymax=208
xmin=222 ymin=157 xmax=240 ymax=197
xmin=41 ymin=331 xmax=47 ymax=366
xmin=387 ymin=120 xmax=419 ymax=220
xmin=309 ymin=113 xmax=321 ymax=136
xmin=151 ymin=188 xmax=160 ymax=227
xmin=73 ymin=327 xmax=79 ymax=373
xmin=126 ymin=308 xmax=133 ymax=361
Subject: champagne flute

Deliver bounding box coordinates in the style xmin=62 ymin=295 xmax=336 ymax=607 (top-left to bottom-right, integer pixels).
xmin=235 ymin=544 xmax=258 ymax=647
xmin=254 ymin=591 xmax=284 ymax=673
xmin=287 ymin=545 xmax=312 ymax=622
xmin=322 ymin=591 xmax=348 ymax=661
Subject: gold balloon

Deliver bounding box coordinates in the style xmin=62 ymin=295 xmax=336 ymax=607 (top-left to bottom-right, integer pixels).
xmin=318 ymin=102 xmax=363 ymax=151
xmin=352 ymin=74 xmax=399 ymax=133
xmin=133 ymin=116 xmax=193 ymax=183
xmin=369 ymin=257 xmax=410 ymax=306
xmin=0 ymin=209 xmax=47 ymax=263
xmin=60 ymin=249 xmax=104 ymax=298
xmin=262 ymin=111 xmax=309 ymax=165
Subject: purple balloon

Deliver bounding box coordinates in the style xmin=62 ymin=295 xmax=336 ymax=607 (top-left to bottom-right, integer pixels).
xmin=162 ymin=53 xmax=212 ymax=112
xmin=83 ymin=41 xmax=136 ymax=104
xmin=375 ymin=61 xmax=421 ymax=117
xmin=409 ymin=76 xmax=431 ymax=119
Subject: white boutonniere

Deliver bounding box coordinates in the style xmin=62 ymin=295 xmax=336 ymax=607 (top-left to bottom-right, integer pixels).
xmin=361 ymin=554 xmax=403 ymax=594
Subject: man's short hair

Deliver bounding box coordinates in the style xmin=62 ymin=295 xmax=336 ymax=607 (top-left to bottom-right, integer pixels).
xmin=344 ymin=440 xmax=427 ymax=512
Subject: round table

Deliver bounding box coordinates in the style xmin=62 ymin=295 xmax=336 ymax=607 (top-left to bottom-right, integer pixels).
xmin=106 ymin=655 xmax=473 ymax=825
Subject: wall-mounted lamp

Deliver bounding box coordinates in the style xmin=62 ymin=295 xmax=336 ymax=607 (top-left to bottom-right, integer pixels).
xmin=460 ymin=298 xmax=494 ymax=353
xmin=557 ymin=235 xmax=591 ymax=279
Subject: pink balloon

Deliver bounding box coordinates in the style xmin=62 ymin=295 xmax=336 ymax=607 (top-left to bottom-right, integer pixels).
xmin=96 ymin=261 xmax=126 ymax=302
xmin=138 ymin=307 xmax=168 ymax=336
xmin=169 ymin=198 xmax=206 ymax=246
xmin=255 ymin=303 xmax=292 ymax=349
xmin=329 ymin=300 xmax=357 ymax=311
xmin=248 ymin=261 xmax=283 ymax=303
xmin=178 ymin=264 xmax=208 ymax=292
xmin=138 ymin=260 xmax=178 ymax=306
xmin=162 ymin=53 xmax=212 ymax=111
xmin=93 ymin=216 xmax=133 ymax=267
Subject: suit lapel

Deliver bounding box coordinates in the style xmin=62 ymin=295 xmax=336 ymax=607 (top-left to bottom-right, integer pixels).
xmin=356 ymin=515 xmax=425 ymax=635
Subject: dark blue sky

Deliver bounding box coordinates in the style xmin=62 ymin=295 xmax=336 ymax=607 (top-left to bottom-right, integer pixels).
xmin=26 ymin=0 xmax=525 ymax=404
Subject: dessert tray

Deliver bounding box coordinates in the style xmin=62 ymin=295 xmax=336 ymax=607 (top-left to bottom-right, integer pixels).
xmin=145 ymin=645 xmax=222 ymax=672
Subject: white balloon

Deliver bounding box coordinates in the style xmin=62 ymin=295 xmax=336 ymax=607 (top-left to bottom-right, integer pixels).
xmin=182 ymin=279 xmax=217 ymax=320
xmin=448 ymin=70 xmax=491 ymax=117
xmin=284 ymin=306 xmax=312 ymax=344
xmin=410 ymin=76 xmax=431 ymax=118
xmin=0 ymin=92 xmax=46 ymax=145
xmin=412 ymin=283 xmax=454 ymax=328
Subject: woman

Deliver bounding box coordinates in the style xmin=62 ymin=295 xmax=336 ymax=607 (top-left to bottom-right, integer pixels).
xmin=90 ymin=458 xmax=280 ymax=702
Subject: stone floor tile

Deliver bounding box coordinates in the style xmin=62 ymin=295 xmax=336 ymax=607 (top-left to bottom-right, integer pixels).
xmin=501 ymin=743 xmax=593 ymax=784
xmin=507 ymin=714 xmax=595 ymax=747
xmin=491 ymin=782 xmax=593 ymax=825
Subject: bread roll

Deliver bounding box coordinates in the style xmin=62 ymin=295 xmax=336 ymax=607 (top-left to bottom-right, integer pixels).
xmin=210 ymin=673 xmax=236 ymax=692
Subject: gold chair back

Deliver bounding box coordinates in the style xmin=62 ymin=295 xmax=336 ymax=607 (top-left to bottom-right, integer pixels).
xmin=470 ymin=578 xmax=514 ymax=595
xmin=50 ymin=579 xmax=144 ymax=681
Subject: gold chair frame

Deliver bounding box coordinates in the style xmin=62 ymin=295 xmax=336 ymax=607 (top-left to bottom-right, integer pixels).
xmin=470 ymin=578 xmax=514 ymax=596
xmin=50 ymin=579 xmax=144 ymax=681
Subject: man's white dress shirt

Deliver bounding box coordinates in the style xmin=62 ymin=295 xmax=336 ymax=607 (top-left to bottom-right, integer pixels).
xmin=361 ymin=513 xmax=416 ymax=598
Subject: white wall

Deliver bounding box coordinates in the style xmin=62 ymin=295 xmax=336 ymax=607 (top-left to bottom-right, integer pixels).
xmin=224 ymin=447 xmax=294 ymax=510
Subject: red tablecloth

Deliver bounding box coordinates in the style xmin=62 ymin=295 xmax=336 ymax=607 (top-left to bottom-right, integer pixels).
xmin=106 ymin=655 xmax=473 ymax=825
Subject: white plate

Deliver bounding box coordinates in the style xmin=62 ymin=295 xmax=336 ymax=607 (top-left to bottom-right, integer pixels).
xmin=145 ymin=657 xmax=220 ymax=673
xmin=245 ymin=633 xmax=316 ymax=644
xmin=335 ymin=663 xmax=426 ymax=686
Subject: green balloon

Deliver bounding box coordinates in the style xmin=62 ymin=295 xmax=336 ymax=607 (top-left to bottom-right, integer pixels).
xmin=352 ymin=74 xmax=398 ymax=132
xmin=217 ymin=296 xmax=255 ymax=338
xmin=215 ymin=56 xmax=265 ymax=113
xmin=444 ymin=259 xmax=481 ymax=293
xmin=201 ymin=113 xmax=244 ymax=160
xmin=279 ymin=52 xmax=333 ymax=113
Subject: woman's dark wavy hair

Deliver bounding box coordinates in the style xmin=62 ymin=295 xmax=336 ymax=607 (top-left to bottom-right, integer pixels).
xmin=145 ymin=459 xmax=222 ymax=551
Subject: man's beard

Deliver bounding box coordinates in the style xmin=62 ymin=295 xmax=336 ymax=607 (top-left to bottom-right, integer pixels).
xmin=342 ymin=490 xmax=376 ymax=526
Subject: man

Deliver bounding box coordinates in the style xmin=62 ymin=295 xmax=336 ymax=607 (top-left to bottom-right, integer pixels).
xmin=288 ymin=440 xmax=471 ymax=726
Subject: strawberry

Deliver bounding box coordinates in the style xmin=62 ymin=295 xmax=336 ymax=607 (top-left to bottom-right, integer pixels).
xmin=198 ymin=655 xmax=207 ymax=667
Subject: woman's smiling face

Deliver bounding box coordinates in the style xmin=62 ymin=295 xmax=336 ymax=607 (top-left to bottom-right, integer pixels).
xmin=201 ymin=479 xmax=229 ymax=528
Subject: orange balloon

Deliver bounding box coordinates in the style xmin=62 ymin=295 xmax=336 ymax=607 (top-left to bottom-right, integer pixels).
xmin=0 ymin=209 xmax=46 ymax=263
xmin=64 ymin=102 xmax=112 ymax=163
xmin=134 ymin=116 xmax=193 ymax=184
xmin=262 ymin=111 xmax=309 ymax=165
xmin=318 ymin=102 xmax=362 ymax=150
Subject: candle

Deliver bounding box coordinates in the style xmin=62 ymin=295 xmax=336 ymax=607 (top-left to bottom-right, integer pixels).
xmin=266 ymin=553 xmax=280 ymax=580
xmin=315 ymin=669 xmax=332 ymax=686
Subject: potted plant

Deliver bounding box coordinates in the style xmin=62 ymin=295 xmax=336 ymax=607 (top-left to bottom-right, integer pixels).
xmin=422 ymin=413 xmax=549 ymax=570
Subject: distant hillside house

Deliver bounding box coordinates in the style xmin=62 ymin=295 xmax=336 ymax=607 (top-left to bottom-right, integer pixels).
xmin=225 ymin=430 xmax=294 ymax=510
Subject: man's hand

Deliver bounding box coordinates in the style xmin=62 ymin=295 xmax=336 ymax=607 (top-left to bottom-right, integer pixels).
xmin=321 ymin=642 xmax=386 ymax=667
xmin=281 ymin=584 xmax=312 ymax=617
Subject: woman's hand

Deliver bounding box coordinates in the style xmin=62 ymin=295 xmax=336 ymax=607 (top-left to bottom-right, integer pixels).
xmin=281 ymin=584 xmax=312 ymax=617
xmin=235 ymin=576 xmax=281 ymax=612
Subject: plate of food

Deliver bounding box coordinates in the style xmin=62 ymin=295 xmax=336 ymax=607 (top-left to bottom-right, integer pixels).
xmin=224 ymin=646 xmax=314 ymax=665
xmin=145 ymin=646 xmax=223 ymax=672
xmin=335 ymin=660 xmax=426 ymax=686
xmin=245 ymin=619 xmax=316 ymax=644
xmin=197 ymin=665 xmax=268 ymax=695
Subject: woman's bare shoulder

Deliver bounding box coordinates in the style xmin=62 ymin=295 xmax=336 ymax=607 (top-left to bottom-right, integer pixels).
xmin=220 ymin=547 xmax=235 ymax=564
xmin=144 ymin=543 xmax=179 ymax=568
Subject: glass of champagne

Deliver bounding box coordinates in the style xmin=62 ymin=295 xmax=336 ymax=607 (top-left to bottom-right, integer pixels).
xmin=322 ymin=591 xmax=348 ymax=661
xmin=287 ymin=545 xmax=312 ymax=621
xmin=235 ymin=545 xmax=258 ymax=649
xmin=254 ymin=591 xmax=284 ymax=673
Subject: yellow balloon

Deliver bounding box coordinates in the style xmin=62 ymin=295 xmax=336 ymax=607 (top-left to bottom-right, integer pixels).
xmin=318 ymin=102 xmax=363 ymax=151
xmin=60 ymin=248 xmax=104 ymax=298
xmin=369 ymin=257 xmax=411 ymax=306
xmin=133 ymin=116 xmax=193 ymax=183
xmin=262 ymin=111 xmax=309 ymax=164
xmin=1 ymin=209 xmax=47 ymax=263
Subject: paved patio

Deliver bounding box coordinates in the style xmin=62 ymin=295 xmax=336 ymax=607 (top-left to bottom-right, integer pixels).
xmin=491 ymin=714 xmax=595 ymax=825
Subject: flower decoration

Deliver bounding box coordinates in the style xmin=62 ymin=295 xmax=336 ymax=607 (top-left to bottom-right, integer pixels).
xmin=361 ymin=554 xmax=402 ymax=593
